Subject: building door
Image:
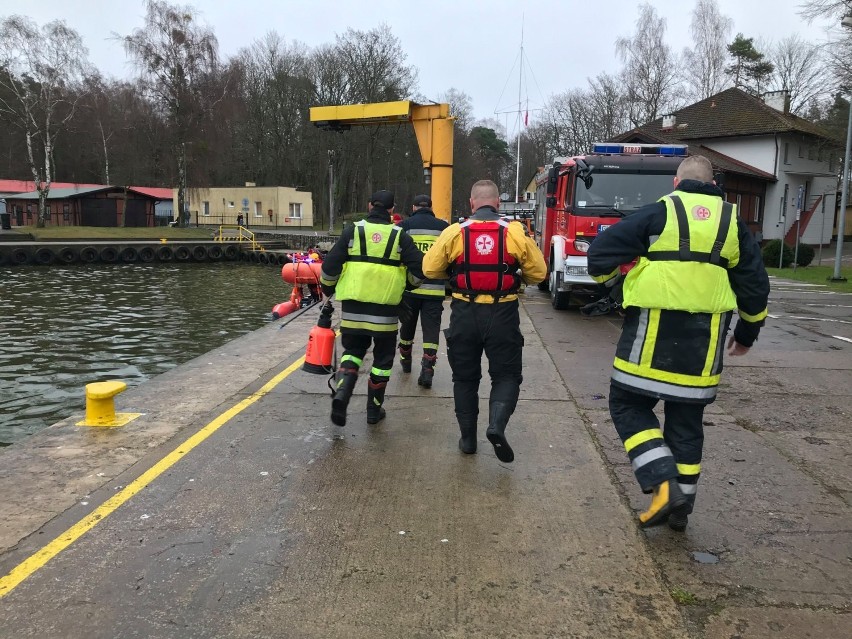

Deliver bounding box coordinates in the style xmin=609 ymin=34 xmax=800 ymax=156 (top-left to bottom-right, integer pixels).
xmin=81 ymin=198 xmax=117 ymax=227
xmin=15 ymin=205 xmax=23 ymax=226
xmin=125 ymin=199 xmax=148 ymax=227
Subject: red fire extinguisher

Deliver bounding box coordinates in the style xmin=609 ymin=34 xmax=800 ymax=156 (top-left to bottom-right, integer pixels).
xmin=303 ymin=300 xmax=336 ymax=374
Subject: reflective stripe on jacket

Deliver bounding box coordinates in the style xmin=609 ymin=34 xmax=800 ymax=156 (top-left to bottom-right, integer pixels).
xmin=612 ymin=306 xmax=732 ymax=403
xmin=335 ymin=220 xmax=406 ymax=305
xmin=623 ymin=193 xmax=740 ymax=313
xmin=402 ymin=209 xmax=449 ymax=298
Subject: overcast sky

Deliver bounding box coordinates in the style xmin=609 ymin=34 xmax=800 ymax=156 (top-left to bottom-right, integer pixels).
xmin=1 ymin=0 xmax=840 ymax=135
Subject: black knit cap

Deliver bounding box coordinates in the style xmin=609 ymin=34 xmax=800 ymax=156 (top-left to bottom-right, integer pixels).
xmin=412 ymin=194 xmax=432 ymax=207
xmin=370 ymin=190 xmax=395 ymax=209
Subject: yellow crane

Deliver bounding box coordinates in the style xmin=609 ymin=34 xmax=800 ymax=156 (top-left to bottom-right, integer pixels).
xmin=310 ymin=101 xmax=454 ymax=223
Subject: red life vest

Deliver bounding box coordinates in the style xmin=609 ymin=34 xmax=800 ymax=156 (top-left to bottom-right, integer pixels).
xmin=451 ymin=219 xmax=520 ymax=297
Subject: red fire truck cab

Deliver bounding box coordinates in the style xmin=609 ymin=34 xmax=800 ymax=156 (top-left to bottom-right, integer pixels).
xmin=534 ymin=143 xmax=687 ymax=309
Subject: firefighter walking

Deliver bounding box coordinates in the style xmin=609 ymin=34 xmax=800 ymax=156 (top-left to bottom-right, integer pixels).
xmin=423 ymin=180 xmax=546 ymax=462
xmin=587 ymin=155 xmax=770 ymax=530
xmin=398 ymin=194 xmax=450 ymax=388
xmin=320 ymin=190 xmax=424 ymax=427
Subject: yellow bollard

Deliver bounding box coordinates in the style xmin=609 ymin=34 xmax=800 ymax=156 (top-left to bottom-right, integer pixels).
xmin=77 ymin=380 xmax=142 ymax=428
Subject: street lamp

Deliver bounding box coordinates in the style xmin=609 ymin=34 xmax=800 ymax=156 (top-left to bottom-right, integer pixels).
xmin=831 ymin=17 xmax=852 ymax=282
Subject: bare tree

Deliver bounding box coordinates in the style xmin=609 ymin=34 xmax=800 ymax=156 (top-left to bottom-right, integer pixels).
xmin=682 ymin=0 xmax=734 ymax=101
xmin=615 ymin=3 xmax=681 ymax=126
xmin=438 ymin=88 xmax=474 ymax=134
xmin=121 ymin=0 xmax=221 ymax=227
xmin=799 ymin=0 xmax=852 ymax=22
xmin=767 ymin=35 xmax=832 ymax=114
xmin=0 ymin=16 xmax=89 ymax=226
xmin=332 ymin=25 xmax=418 ymax=198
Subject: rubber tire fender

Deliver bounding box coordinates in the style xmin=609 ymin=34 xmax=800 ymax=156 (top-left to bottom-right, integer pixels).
xmin=99 ymin=247 xmax=118 ymax=263
xmin=11 ymin=247 xmax=30 ymax=265
xmin=223 ymin=245 xmax=238 ymax=260
xmin=174 ymin=245 xmax=191 ymax=261
xmin=191 ymin=245 xmax=208 ymax=261
xmin=138 ymin=246 xmax=155 ymax=263
xmin=207 ymin=245 xmax=223 ymax=261
xmin=80 ymin=246 xmax=99 ymax=263
xmin=119 ymin=247 xmax=139 ymax=263
xmin=57 ymin=246 xmax=78 ymax=264
xmin=34 ymin=247 xmax=54 ymax=265
xmin=156 ymin=245 xmax=174 ymax=262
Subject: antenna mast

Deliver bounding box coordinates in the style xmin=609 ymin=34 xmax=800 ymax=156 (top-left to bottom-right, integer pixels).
xmin=515 ymin=16 xmax=524 ymax=204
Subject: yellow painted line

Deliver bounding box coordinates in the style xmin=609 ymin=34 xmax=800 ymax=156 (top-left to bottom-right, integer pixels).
xmin=0 ymin=356 xmax=307 ymax=599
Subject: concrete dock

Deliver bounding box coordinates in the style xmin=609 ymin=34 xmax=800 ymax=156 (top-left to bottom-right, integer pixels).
xmin=0 ymin=278 xmax=849 ymax=638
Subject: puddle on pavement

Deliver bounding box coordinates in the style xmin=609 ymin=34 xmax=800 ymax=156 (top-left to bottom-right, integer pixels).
xmin=691 ymin=551 xmax=720 ymax=564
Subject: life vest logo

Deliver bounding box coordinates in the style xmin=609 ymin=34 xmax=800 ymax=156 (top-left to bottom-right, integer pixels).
xmin=475 ymin=234 xmax=495 ymax=255
xmin=371 ymin=232 xmax=383 ymax=243
xmin=692 ymin=205 xmax=712 ymax=220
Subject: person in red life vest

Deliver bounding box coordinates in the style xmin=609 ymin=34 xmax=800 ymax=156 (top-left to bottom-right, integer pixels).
xmin=422 ymin=180 xmax=546 ymax=462
xmin=391 ymin=212 xmax=403 ymax=225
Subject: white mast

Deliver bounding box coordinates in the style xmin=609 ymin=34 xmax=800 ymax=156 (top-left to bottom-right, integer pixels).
xmin=515 ymin=16 xmax=524 ymax=204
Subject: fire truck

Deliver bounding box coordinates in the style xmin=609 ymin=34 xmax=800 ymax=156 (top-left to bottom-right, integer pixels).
xmin=534 ymin=142 xmax=687 ymax=309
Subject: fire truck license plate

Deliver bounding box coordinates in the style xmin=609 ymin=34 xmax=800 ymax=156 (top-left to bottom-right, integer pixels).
xmin=598 ymin=224 xmax=611 ymax=233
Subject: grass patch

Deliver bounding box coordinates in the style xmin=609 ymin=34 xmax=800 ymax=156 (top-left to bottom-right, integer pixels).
xmin=766 ymin=266 xmax=852 ymax=293
xmin=27 ymin=226 xmax=214 ymax=240
xmin=670 ymin=586 xmax=700 ymax=606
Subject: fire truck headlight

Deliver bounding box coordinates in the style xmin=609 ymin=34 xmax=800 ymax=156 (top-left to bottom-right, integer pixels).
xmin=573 ymin=239 xmax=591 ymax=253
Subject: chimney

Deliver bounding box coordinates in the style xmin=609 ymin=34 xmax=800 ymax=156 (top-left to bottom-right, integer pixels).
xmin=661 ymin=114 xmax=676 ymax=131
xmin=762 ymin=90 xmax=790 ymax=114
xmin=245 ymin=181 xmax=256 ymax=187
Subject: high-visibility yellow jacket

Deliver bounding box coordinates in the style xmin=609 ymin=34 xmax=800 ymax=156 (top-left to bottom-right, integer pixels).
xmin=588 ymin=181 xmax=770 ymax=403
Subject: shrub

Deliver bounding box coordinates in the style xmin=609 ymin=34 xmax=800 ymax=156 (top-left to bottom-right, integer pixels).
xmin=794 ymin=243 xmax=815 ymax=267
xmin=762 ymin=239 xmax=794 ymax=268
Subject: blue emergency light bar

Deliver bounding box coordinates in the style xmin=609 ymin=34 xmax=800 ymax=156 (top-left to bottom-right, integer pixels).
xmin=591 ymin=143 xmax=688 ymax=157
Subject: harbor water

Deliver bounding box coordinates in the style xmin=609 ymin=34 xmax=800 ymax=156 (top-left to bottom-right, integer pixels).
xmin=0 ymin=262 xmax=293 ymax=446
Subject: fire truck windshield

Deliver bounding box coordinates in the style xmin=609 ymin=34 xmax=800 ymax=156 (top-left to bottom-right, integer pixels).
xmin=574 ymin=172 xmax=675 ymax=215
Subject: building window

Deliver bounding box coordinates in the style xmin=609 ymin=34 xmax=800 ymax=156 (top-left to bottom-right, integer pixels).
xmin=44 ymin=204 xmax=50 ymax=219
xmin=783 ymin=143 xmax=790 ymax=164
xmin=289 ymin=202 xmax=302 ymax=219
xmin=228 ymin=201 xmax=235 ymax=208
xmin=202 ymin=201 xmax=210 ymax=216
xmin=807 ymin=146 xmax=815 ymax=160
xmin=254 ymin=201 xmax=262 ymax=218
xmin=798 ymin=144 xmax=804 ymax=158
xmin=63 ymin=203 xmax=70 ymax=222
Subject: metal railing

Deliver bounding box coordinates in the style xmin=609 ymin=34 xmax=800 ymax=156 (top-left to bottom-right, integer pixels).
xmin=215 ymin=225 xmax=261 ymax=251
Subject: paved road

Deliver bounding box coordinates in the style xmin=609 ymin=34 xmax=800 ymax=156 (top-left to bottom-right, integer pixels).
xmin=0 ymin=302 xmax=686 ymax=638
xmin=1 ymin=279 xmax=849 ymax=638
xmin=521 ymin=278 xmax=852 ymax=637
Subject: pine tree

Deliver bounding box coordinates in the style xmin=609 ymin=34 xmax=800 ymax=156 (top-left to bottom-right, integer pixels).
xmin=726 ymin=34 xmax=775 ymax=95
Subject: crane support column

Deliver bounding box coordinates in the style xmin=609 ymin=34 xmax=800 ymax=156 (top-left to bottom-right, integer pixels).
xmin=310 ymin=101 xmax=455 ymax=222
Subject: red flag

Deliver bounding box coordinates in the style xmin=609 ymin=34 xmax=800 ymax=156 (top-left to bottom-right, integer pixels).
xmin=524 ymin=110 xmax=529 ymax=126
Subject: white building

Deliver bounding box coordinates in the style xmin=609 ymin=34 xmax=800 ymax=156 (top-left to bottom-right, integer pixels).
xmin=613 ymin=88 xmax=840 ymax=245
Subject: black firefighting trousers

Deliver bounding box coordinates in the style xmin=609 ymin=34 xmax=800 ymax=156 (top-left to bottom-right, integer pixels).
xmin=445 ymin=298 xmax=524 ymax=425
xmin=609 ymin=384 xmax=703 ymax=512
xmin=340 ymin=332 xmax=396 ymax=385
xmin=398 ymin=295 xmax=444 ymax=358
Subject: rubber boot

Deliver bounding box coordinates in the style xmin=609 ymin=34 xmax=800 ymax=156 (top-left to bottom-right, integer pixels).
xmin=366 ymin=380 xmax=387 ymax=424
xmin=399 ymin=345 xmax=412 ymax=373
xmin=668 ymin=490 xmax=696 ymax=532
xmin=458 ymin=418 xmax=477 ymax=454
xmin=330 ymin=369 xmax=358 ymax=427
xmin=485 ymin=401 xmax=515 ymax=463
xmin=639 ymin=479 xmax=687 ymax=528
xmin=417 ymin=354 xmax=437 ymax=389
